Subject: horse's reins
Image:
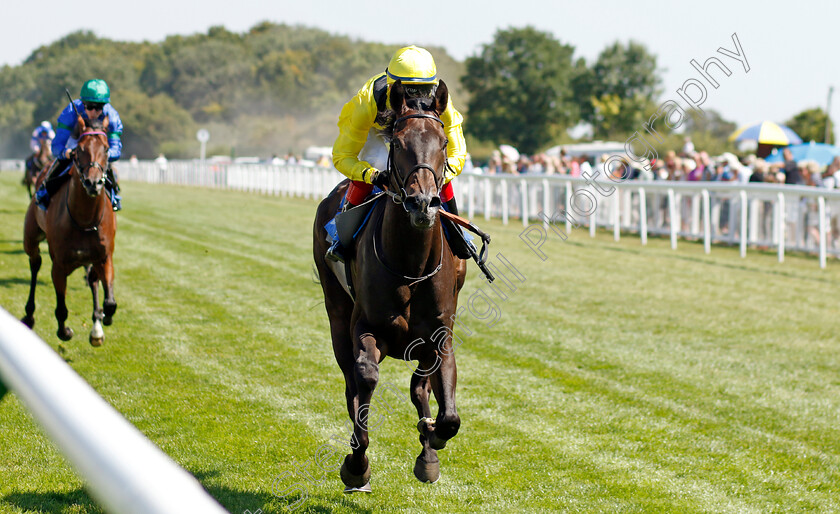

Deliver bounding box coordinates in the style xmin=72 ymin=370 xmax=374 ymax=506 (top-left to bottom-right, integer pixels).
xmin=372 ymin=203 xmax=444 ymax=286
xmin=378 ymin=110 xmax=495 ymax=282
xmin=367 ymin=112 xmax=449 ymax=285
xmin=66 ymin=130 xmax=109 ymax=232
xmin=63 ymin=183 xmax=105 ymax=233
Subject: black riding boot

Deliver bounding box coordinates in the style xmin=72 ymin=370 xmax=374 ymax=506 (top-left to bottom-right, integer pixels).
xmin=441 ymin=196 xmax=477 ymax=259
xmin=325 ymin=197 xmax=359 ymax=263
xmin=444 ymin=196 xmax=459 ymax=216
xmin=34 ymin=158 xmax=71 ymax=210
xmin=106 ymin=166 xmax=122 ymax=211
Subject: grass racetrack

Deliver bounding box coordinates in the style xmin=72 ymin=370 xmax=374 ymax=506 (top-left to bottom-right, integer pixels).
xmin=1 ymin=170 xmax=839 ymax=513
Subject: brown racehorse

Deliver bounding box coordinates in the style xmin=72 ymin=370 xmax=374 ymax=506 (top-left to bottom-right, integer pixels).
xmin=21 ymin=115 xmax=117 ymax=346
xmin=23 ymin=138 xmax=53 ymax=197
xmin=313 ymin=79 xmax=467 ymax=491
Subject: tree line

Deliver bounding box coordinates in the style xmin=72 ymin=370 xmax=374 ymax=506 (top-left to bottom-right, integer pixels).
xmin=0 ymin=24 xmax=829 ymax=161
xmin=0 ymin=23 xmax=463 ymax=159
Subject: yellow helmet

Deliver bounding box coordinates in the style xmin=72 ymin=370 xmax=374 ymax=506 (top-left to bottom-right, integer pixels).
xmin=386 ymin=46 xmax=438 ymax=85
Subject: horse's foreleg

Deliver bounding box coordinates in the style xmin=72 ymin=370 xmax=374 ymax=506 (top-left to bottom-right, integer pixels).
xmin=410 ymin=371 xmax=440 ymax=483
xmin=87 ymin=266 xmax=104 ymax=347
xmin=51 ymin=266 xmax=73 ymax=341
xmin=340 ymin=324 xmax=380 ymax=491
xmin=101 ymin=256 xmax=117 ymax=326
xmin=429 ymin=353 xmax=460 ymax=448
xmin=21 ymin=253 xmax=41 ymax=328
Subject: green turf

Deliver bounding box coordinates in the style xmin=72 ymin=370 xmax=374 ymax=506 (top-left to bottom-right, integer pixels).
xmin=0 ymin=171 xmax=838 ymax=513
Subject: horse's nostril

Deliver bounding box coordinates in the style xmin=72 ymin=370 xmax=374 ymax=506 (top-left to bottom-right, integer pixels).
xmin=430 ymin=196 xmax=441 ymax=208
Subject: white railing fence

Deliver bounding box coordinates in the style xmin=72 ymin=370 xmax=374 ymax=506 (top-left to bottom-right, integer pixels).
xmin=0 ymin=307 xmax=229 ymax=514
xmin=116 ymin=160 xmax=840 ymax=268
xmin=0 ymin=159 xmax=24 ymax=171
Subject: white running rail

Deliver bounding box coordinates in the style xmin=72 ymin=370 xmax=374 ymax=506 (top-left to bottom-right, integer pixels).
xmin=0 ymin=307 xmax=229 ymax=514
xmin=83 ymin=160 xmax=840 ymax=268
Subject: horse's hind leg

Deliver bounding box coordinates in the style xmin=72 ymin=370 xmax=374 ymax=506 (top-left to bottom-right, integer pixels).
xmin=21 ymin=209 xmax=42 ymax=328
xmin=101 ymin=255 xmax=117 ymax=326
xmin=21 ymin=251 xmax=41 ymax=328
xmin=51 ymin=266 xmax=73 ymax=341
xmin=86 ymin=266 xmax=104 ymax=347
xmin=410 ymin=371 xmax=441 ymax=483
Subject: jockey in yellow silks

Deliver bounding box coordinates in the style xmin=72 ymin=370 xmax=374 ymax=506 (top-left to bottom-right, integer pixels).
xmin=327 ymin=45 xmax=468 ymax=262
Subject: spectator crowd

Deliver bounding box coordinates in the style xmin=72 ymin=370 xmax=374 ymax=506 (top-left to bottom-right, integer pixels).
xmin=477 ymin=137 xmax=840 ymax=191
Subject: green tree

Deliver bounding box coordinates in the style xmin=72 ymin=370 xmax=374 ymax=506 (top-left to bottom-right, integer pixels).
xmin=0 ymin=23 xmax=466 ymax=158
xmin=785 ymin=107 xmax=833 ymax=144
xmin=575 ymin=41 xmax=661 ymax=139
xmin=462 ymin=26 xmax=577 ymax=155
xmin=117 ymin=89 xmax=195 ymax=158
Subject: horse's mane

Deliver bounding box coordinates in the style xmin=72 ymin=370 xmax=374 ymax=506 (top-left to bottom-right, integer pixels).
xmin=86 ymin=117 xmax=106 ymax=131
xmin=377 ymin=85 xmax=438 ymax=141
xmin=73 ymin=116 xmax=107 ymax=139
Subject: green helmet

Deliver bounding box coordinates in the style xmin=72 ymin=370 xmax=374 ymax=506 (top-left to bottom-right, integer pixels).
xmin=80 ymin=79 xmax=110 ymax=104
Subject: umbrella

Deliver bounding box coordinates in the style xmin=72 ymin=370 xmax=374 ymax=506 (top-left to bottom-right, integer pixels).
xmin=765 ymin=141 xmax=840 ymax=166
xmin=729 ymin=121 xmax=802 ymax=145
xmin=499 ymin=144 xmax=520 ymax=161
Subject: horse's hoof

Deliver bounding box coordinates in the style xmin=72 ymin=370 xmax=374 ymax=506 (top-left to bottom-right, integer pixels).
xmin=413 ymin=455 xmax=440 ymax=483
xmin=343 ymin=482 xmax=372 ymax=494
xmin=102 ymin=315 xmax=113 ymax=326
xmin=340 ymin=455 xmax=370 ymax=488
xmin=90 ymin=321 xmax=104 ymax=346
xmin=57 ymin=327 xmax=73 ymax=341
xmin=21 ymin=316 xmax=34 ymax=329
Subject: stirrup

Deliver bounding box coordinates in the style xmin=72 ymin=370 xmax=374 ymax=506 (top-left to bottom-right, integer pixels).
xmin=326 ymin=240 xmax=345 ymax=263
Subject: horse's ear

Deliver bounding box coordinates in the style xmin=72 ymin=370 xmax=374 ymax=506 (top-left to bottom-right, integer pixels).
xmin=389 ymin=79 xmax=405 ymax=112
xmin=73 ymin=115 xmax=85 ymax=138
xmin=433 ymin=80 xmax=449 ymax=114
xmin=376 ymin=83 xmax=388 ymax=113
xmin=102 ymin=115 xmax=110 ymax=132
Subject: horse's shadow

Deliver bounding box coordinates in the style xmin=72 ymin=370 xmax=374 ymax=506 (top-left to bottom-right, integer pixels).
xmin=0 ymin=488 xmax=100 ymax=514
xmin=0 ymin=277 xmax=37 ymax=289
xmin=0 ymin=470 xmax=374 ymax=514
xmin=0 ymin=239 xmax=25 ymax=255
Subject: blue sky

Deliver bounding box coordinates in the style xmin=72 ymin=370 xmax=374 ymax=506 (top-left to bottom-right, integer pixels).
xmin=2 ymin=0 xmax=836 ymax=130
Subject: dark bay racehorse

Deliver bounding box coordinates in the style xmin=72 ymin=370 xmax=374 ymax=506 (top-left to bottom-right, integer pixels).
xmin=22 ymin=115 xmax=117 ymax=346
xmin=23 ymin=138 xmax=53 ymax=197
xmin=313 ymin=79 xmax=467 ymax=491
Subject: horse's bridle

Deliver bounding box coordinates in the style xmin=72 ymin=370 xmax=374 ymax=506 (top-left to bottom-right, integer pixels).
xmin=383 ymin=113 xmax=450 ymax=208
xmin=65 ymin=130 xmax=109 ymax=232
xmin=72 ymin=130 xmax=109 ymax=179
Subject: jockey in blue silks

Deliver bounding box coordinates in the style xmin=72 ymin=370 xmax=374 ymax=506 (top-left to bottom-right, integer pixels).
xmin=35 ymin=79 xmax=124 ymax=211
xmin=30 ymin=121 xmax=55 ymax=153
